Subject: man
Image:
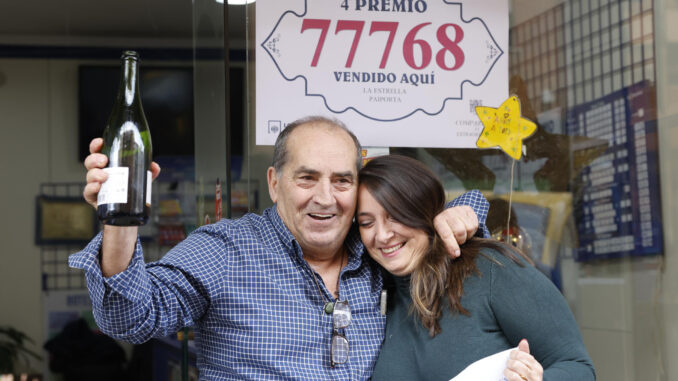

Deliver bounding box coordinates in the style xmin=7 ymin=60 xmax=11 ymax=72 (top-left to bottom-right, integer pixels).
xmin=71 ymin=116 xmax=488 ymax=379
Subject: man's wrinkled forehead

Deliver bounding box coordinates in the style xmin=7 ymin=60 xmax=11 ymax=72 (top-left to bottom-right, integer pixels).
xmin=285 ymin=123 xmax=359 ymax=171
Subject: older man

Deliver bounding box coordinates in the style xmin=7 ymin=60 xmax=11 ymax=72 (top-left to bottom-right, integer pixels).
xmin=70 ymin=116 xmax=488 ymax=379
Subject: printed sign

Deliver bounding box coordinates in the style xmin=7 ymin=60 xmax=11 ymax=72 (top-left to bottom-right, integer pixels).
xmin=256 ymin=0 xmax=508 ymax=148
xmin=566 ymin=81 xmax=663 ymax=261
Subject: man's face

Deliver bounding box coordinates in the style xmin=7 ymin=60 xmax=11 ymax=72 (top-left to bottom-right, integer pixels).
xmin=267 ymin=123 xmax=358 ymax=259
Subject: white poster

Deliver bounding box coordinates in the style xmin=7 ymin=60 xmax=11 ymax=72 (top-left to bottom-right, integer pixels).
xmin=256 ymin=0 xmax=508 ymax=148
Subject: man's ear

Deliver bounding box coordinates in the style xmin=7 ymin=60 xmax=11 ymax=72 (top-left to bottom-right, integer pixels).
xmin=267 ymin=167 xmax=279 ymax=203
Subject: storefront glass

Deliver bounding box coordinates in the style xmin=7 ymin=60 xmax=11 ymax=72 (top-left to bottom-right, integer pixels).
xmin=0 ymin=1 xmax=676 ymax=380
xmin=240 ymin=1 xmax=677 ymax=380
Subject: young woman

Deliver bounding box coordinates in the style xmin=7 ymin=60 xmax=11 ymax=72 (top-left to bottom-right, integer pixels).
xmin=358 ymin=155 xmax=595 ymax=381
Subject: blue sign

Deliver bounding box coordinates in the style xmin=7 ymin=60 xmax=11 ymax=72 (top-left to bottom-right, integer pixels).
xmin=566 ymin=81 xmax=663 ymax=261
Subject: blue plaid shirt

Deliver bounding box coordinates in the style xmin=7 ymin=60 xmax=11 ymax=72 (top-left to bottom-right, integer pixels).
xmin=69 ymin=190 xmax=489 ymax=380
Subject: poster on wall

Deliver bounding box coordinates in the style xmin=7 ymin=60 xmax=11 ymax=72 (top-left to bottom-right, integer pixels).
xmin=566 ymin=81 xmax=663 ymax=261
xmin=256 ymin=0 xmax=508 ymax=148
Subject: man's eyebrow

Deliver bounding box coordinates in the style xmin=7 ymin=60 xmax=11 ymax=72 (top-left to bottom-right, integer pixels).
xmin=333 ymin=171 xmax=355 ymax=179
xmin=292 ymin=167 xmax=320 ymax=176
xmin=292 ymin=167 xmax=355 ymax=179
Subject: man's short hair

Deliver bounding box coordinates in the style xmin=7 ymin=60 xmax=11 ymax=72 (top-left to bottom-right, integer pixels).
xmin=271 ymin=116 xmax=363 ymax=175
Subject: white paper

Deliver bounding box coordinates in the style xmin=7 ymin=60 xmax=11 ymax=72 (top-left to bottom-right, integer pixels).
xmin=449 ymin=347 xmax=515 ymax=381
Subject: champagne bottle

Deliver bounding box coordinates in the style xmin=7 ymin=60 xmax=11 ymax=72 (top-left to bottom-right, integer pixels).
xmin=97 ymin=50 xmax=152 ymax=226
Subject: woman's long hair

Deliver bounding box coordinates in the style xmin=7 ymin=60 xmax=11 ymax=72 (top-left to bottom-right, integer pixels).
xmin=359 ymin=155 xmax=533 ymax=337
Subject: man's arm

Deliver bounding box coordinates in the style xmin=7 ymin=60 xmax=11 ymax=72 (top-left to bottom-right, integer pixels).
xmin=69 ymin=227 xmax=224 ymax=343
xmin=433 ymin=190 xmax=490 ymax=257
xmin=72 ymin=138 xmax=218 ymax=343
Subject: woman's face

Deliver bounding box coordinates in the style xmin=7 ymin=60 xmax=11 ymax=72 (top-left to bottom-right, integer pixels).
xmin=357 ymin=185 xmax=429 ymax=276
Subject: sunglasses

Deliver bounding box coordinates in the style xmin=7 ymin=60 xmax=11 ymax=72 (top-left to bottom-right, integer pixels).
xmin=330 ymin=300 xmax=351 ymax=367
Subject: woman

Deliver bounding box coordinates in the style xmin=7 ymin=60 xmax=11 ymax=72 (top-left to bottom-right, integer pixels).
xmin=358 ymin=155 xmax=595 ymax=381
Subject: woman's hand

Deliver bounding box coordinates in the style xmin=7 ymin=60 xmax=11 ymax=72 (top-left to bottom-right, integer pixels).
xmin=504 ymin=339 xmax=543 ymax=381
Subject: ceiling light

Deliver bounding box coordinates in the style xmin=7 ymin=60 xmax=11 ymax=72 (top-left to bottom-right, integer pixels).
xmin=215 ymin=0 xmax=254 ymax=4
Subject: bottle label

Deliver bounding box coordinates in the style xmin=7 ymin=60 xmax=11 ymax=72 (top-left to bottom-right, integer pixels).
xmin=146 ymin=170 xmax=152 ymax=206
xmin=97 ymin=167 xmax=129 ymax=205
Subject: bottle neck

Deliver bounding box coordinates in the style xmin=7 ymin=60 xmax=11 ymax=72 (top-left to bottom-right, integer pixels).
xmin=117 ymin=58 xmax=139 ymax=107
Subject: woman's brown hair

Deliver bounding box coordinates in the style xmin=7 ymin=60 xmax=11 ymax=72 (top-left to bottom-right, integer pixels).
xmin=359 ymin=155 xmax=533 ymax=337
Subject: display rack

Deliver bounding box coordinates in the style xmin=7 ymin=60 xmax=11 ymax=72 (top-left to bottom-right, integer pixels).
xmin=510 ymin=0 xmax=655 ymax=113
xmin=38 ymin=182 xmax=89 ymax=291
xmin=37 ymin=181 xmax=165 ymax=290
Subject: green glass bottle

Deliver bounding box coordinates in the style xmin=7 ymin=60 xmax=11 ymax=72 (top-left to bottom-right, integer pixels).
xmin=97 ymin=50 xmax=152 ymax=226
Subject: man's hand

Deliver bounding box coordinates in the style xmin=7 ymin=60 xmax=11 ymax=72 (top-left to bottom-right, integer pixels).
xmin=83 ymin=138 xmax=161 ymax=209
xmin=433 ymin=205 xmax=478 ymax=258
xmin=83 ymin=137 xmax=161 ymax=277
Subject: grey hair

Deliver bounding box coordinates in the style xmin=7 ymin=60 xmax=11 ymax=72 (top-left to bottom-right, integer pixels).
xmin=271 ymin=115 xmax=363 ymax=176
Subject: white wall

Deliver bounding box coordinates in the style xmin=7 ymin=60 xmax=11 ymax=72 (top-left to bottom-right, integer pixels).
xmin=0 ymin=58 xmax=84 ymax=373
xmin=654 ymin=1 xmax=678 ymax=379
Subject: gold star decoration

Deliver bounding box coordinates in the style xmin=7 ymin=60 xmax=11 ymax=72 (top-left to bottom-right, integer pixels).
xmin=475 ymin=96 xmax=537 ymax=160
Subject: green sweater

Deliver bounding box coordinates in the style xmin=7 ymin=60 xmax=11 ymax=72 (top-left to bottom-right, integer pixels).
xmin=371 ymin=248 xmax=595 ymax=381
